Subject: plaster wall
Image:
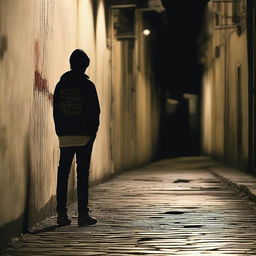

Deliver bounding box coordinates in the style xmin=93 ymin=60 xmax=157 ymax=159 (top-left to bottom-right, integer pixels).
xmin=0 ymin=0 xmax=160 ymax=248
xmin=201 ymin=0 xmax=249 ymax=168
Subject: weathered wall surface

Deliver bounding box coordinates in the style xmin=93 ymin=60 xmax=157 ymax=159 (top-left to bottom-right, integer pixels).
xmin=200 ymin=0 xmax=248 ymax=169
xmin=110 ymin=10 xmax=160 ymax=172
xmin=0 ymin=0 xmax=160 ymax=249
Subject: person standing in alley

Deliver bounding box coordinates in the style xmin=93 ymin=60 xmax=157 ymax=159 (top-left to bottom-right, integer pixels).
xmin=53 ymin=49 xmax=100 ymax=227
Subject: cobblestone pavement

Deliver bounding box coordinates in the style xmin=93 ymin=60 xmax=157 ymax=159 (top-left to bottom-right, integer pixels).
xmin=3 ymin=157 xmax=256 ymax=256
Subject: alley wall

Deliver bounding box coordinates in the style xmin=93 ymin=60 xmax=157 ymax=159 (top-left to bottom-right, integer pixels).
xmin=200 ymin=0 xmax=249 ymax=169
xmin=0 ymin=0 xmax=160 ymax=248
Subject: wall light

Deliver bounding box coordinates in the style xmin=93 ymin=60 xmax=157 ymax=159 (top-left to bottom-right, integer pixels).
xmin=143 ymin=29 xmax=151 ymax=36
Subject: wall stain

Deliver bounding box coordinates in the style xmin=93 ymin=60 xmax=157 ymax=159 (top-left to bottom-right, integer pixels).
xmin=0 ymin=126 xmax=7 ymax=158
xmin=34 ymin=41 xmax=53 ymax=104
xmin=0 ymin=36 xmax=8 ymax=60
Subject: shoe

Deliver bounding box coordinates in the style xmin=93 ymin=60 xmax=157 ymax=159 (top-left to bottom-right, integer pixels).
xmin=78 ymin=213 xmax=97 ymax=226
xmin=57 ymin=213 xmax=71 ymax=226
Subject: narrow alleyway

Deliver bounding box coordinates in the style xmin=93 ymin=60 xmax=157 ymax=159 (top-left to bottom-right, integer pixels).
xmin=2 ymin=0 xmax=256 ymax=254
xmin=2 ymin=157 xmax=256 ymax=256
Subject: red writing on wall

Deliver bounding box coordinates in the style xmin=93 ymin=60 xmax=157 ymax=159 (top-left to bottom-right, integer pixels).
xmin=34 ymin=41 xmax=53 ymax=104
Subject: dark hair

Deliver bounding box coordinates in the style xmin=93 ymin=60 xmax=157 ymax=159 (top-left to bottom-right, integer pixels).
xmin=69 ymin=49 xmax=90 ymax=71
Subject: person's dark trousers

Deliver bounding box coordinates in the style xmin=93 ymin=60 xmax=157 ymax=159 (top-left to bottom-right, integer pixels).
xmin=56 ymin=137 xmax=95 ymax=215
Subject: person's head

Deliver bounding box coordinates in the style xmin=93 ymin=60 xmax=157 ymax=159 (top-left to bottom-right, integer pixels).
xmin=69 ymin=49 xmax=90 ymax=73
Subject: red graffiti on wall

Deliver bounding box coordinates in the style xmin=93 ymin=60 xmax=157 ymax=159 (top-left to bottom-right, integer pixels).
xmin=34 ymin=41 xmax=53 ymax=104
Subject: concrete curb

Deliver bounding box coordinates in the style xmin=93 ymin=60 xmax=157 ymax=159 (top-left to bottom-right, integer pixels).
xmin=210 ymin=169 xmax=256 ymax=204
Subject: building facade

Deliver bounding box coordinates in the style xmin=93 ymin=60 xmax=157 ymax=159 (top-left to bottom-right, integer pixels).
xmin=200 ymin=0 xmax=252 ymax=171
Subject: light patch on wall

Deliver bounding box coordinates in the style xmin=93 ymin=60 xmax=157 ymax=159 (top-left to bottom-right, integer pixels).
xmin=96 ymin=0 xmax=106 ymax=48
xmin=183 ymin=93 xmax=198 ymax=114
xmin=91 ymin=0 xmax=112 ymax=181
xmin=202 ymin=78 xmax=212 ymax=153
xmin=166 ymin=98 xmax=179 ymax=114
xmin=78 ymin=0 xmax=96 ymax=79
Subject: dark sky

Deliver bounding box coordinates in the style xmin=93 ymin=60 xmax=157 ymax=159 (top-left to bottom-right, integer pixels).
xmin=147 ymin=0 xmax=207 ymax=99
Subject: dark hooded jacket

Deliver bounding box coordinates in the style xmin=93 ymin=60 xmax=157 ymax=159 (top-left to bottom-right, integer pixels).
xmin=53 ymin=71 xmax=100 ymax=137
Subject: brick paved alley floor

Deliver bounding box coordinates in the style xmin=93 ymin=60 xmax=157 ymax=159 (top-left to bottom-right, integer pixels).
xmin=2 ymin=157 xmax=256 ymax=256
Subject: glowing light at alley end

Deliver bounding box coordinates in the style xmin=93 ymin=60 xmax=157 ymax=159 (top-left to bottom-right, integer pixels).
xmin=143 ymin=29 xmax=151 ymax=36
